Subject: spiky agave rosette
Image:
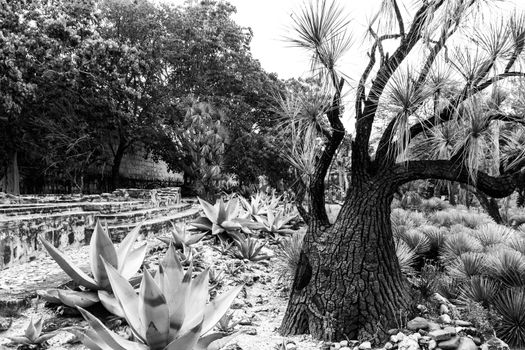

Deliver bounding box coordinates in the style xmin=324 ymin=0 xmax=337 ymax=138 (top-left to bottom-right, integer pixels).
xmin=191 ymin=197 xmax=255 ymax=236
xmin=7 ymin=317 xmax=57 ymax=346
xmin=78 ymin=244 xmax=243 ymax=350
xmin=38 ymin=220 xmax=147 ymax=315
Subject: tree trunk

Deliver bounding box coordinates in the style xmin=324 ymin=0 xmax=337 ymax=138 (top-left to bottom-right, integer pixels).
xmin=472 ymin=188 xmax=503 ymax=224
xmin=4 ymin=152 xmax=20 ymax=195
xmin=111 ymin=141 xmax=126 ymax=191
xmin=280 ymin=179 xmax=411 ymax=343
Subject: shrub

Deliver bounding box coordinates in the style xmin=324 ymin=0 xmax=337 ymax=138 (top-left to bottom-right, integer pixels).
xmin=493 ymin=287 xmax=525 ymax=348
xmin=458 ymin=276 xmax=500 ymax=307
xmin=419 ymin=197 xmax=451 ymax=213
xmin=473 ymin=224 xmax=514 ymax=248
xmin=485 ymin=248 xmax=525 ymax=287
xmin=274 ymin=230 xmax=305 ymax=282
xmin=400 ymin=229 xmax=431 ymax=254
xmin=447 ymin=252 xmax=488 ymax=279
xmin=395 ymin=240 xmax=417 ymax=275
xmin=231 ymin=233 xmax=270 ymax=262
xmin=441 ymin=231 xmax=483 ymax=262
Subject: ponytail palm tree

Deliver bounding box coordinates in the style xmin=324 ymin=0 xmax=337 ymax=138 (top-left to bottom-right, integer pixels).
xmin=279 ymin=0 xmax=525 ymax=343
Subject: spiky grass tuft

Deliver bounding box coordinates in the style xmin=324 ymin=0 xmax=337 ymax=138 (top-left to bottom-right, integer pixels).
xmin=493 ymin=287 xmax=525 ymax=348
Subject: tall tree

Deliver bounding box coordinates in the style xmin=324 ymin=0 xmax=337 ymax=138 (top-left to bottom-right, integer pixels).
xmin=279 ymin=0 xmax=525 ymax=342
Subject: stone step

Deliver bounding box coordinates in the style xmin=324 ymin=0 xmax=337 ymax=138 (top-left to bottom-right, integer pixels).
xmin=94 ymin=203 xmax=192 ymax=226
xmin=0 ymin=203 xmax=84 ymax=217
xmin=107 ymin=207 xmax=202 ymax=242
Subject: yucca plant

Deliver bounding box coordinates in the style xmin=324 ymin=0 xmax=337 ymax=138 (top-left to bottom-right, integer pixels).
xmin=441 ymin=231 xmax=483 ymax=262
xmin=158 ymin=223 xmax=206 ymax=248
xmin=39 ymin=221 xmax=146 ymax=313
xmin=399 ymin=229 xmax=431 ymax=255
xmin=77 ymin=244 xmax=243 ymax=350
xmin=255 ymin=209 xmax=296 ymax=237
xmin=493 ymin=287 xmax=525 ymax=348
xmin=485 ymin=248 xmax=525 ymax=287
xmin=473 ymin=223 xmax=514 ymax=248
xmin=274 ymin=231 xmax=305 ymax=282
xmin=7 ymin=317 xmax=57 ymax=348
xmin=191 ymin=197 xmax=251 ymax=237
xmin=231 ymin=234 xmax=271 ymax=262
xmin=447 ymin=252 xmax=488 ymax=280
xmin=458 ymin=276 xmax=500 ymax=307
xmin=395 ymin=240 xmax=417 ymax=275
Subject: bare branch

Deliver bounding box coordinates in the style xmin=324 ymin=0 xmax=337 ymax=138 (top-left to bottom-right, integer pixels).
xmin=392 ymin=0 xmax=405 ymax=38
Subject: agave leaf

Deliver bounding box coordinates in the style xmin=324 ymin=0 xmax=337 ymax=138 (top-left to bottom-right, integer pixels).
xmin=205 ymin=331 xmax=245 ymax=350
xmin=221 ymin=221 xmax=242 ymax=230
xmin=211 ymin=223 xmax=225 ymax=236
xmin=77 ymin=307 xmax=147 ymax=350
xmin=198 ymin=197 xmax=218 ymax=224
xmin=58 ymin=290 xmax=100 ymax=308
xmin=34 ymin=332 xmax=58 ymax=343
xmin=201 ymin=285 xmax=243 ymax=335
xmin=83 ymin=329 xmax=112 ymax=350
xmin=190 ymin=217 xmax=213 ymax=232
xmin=90 ymin=221 xmax=119 ymax=290
xmin=7 ymin=336 xmax=31 ymax=344
xmin=195 ymin=333 xmax=226 ymax=350
xmin=116 ymin=223 xmax=143 ymax=268
xmin=102 ymin=259 xmax=145 ymax=342
xmin=186 ymin=232 xmax=207 ymax=246
xmin=120 ymin=243 xmax=147 ymax=280
xmin=225 ymin=198 xmax=240 ymax=220
xmin=164 ymin=321 xmax=203 ymax=350
xmin=158 ymin=236 xmax=172 ymax=245
xmin=182 ymin=269 xmax=210 ymax=332
xmin=216 ymin=199 xmax=227 ymax=224
xmin=33 ymin=317 xmax=43 ymax=338
xmin=25 ymin=318 xmax=37 ymax=340
xmin=167 ymin=263 xmax=193 ymax=340
xmin=162 ymin=244 xmax=184 ymax=286
xmin=98 ymin=290 xmax=125 ymax=318
xmin=37 ymin=289 xmax=61 ymax=304
xmin=39 ymin=236 xmax=99 ymax=290
xmin=139 ymin=269 xmax=169 ymax=349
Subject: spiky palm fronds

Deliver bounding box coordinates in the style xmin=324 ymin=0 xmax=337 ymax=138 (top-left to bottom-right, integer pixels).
xmin=459 ymin=211 xmax=494 ymax=229
xmin=507 ymin=236 xmax=525 ymax=255
xmin=396 ymin=240 xmax=417 ymax=275
xmin=447 ymin=252 xmax=488 ymax=279
xmin=485 ymin=248 xmax=525 ymax=287
xmin=420 ymin=225 xmax=447 ymax=257
xmin=419 ymin=197 xmax=451 ymax=213
xmin=441 ymin=232 xmax=483 ymax=262
xmin=288 ymin=0 xmax=352 ymax=82
xmin=473 ymin=223 xmax=515 ymax=248
xmin=401 ymin=229 xmax=431 ymax=254
xmin=493 ymin=287 xmax=525 ymax=348
xmin=459 ymin=276 xmax=500 ymax=308
xmin=274 ymin=231 xmax=306 ymax=282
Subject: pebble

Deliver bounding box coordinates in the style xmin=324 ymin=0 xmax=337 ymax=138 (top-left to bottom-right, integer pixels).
xmin=456 ymin=337 xmax=477 ymax=350
xmin=286 ymin=343 xmax=297 ymax=350
xmin=340 ymin=341 xmax=349 ymax=347
xmin=437 ymin=314 xmax=452 ymax=324
xmin=398 ymin=337 xmax=419 ymax=350
xmin=0 ymin=316 xmax=12 ymax=331
xmin=331 ymin=344 xmax=342 ymax=350
xmin=429 ymin=330 xmax=452 ymax=341
xmin=454 ymin=320 xmax=472 ymax=327
xmin=483 ymin=337 xmax=510 ymax=350
xmin=384 ymin=342 xmax=394 ymax=349
xmin=407 ymin=317 xmax=430 ymax=331
xmin=391 ymin=332 xmax=406 ymax=343
xmin=439 ymin=304 xmax=449 ymax=315
xmin=428 ymin=340 xmax=437 ymax=350
xmin=359 ymin=341 xmax=372 ymax=350
xmin=438 ymin=336 xmax=461 ymax=350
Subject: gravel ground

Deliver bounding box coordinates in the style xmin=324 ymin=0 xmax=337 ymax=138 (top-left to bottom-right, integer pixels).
xmin=0 ymin=230 xmax=323 ymax=350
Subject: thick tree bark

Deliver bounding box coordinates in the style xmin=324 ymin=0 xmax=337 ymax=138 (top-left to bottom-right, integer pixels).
xmin=471 ymin=188 xmax=503 ymax=224
xmin=111 ymin=140 xmax=127 ymax=191
xmin=280 ymin=178 xmax=410 ymax=342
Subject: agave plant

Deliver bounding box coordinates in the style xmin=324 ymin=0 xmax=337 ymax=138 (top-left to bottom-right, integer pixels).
xmin=158 ymin=223 xmax=206 ymax=248
xmin=77 ymin=244 xmax=243 ymax=350
xmin=38 ymin=221 xmax=146 ymax=313
xmin=493 ymin=287 xmax=525 ymax=348
xmin=7 ymin=317 xmax=57 ymax=348
xmin=239 ymin=193 xmax=267 ymax=218
xmin=232 ymin=234 xmax=271 ymax=262
xmin=215 ymin=312 xmax=240 ymax=334
xmin=191 ymin=197 xmax=250 ymax=236
xmin=255 ymin=209 xmax=296 ymax=237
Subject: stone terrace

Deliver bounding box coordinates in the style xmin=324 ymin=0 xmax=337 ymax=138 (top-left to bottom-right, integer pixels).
xmin=0 ymin=187 xmax=201 ymax=270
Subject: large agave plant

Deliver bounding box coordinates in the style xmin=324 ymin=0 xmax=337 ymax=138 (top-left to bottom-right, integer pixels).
xmin=239 ymin=193 xmax=267 ymax=218
xmin=191 ymin=197 xmax=250 ymax=236
xmin=158 ymin=222 xmax=206 ymax=248
xmin=77 ymin=244 xmax=243 ymax=350
xmin=255 ymin=209 xmax=296 ymax=237
xmin=38 ymin=221 xmax=146 ymax=313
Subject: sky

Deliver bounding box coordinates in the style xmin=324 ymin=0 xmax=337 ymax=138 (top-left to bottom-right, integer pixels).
xmin=224 ymin=0 xmax=525 ymax=79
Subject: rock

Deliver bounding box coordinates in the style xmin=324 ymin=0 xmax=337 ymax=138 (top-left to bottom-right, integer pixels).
xmin=389 ymin=329 xmax=401 ymax=335
xmin=456 ymin=337 xmax=477 ymax=350
xmin=340 ymin=341 xmax=349 ymax=347
xmin=408 ymin=317 xmax=430 ymax=331
xmin=340 ymin=348 xmax=351 ymax=350
xmin=0 ymin=316 xmax=12 ymax=331
xmin=286 ymin=343 xmax=297 ymax=350
xmin=439 ymin=304 xmax=450 ymax=315
xmin=331 ymin=343 xmax=342 ymax=350
xmin=429 ymin=330 xmax=452 ymax=342
xmin=391 ymin=332 xmax=406 ymax=343
xmin=427 ymin=322 xmax=441 ymax=331
xmin=417 ymin=304 xmax=429 ymax=314
xmin=438 ymin=336 xmax=461 ymax=350
xmin=244 ymin=328 xmax=257 ymax=335
xmin=432 ymin=293 xmax=449 ymax=304
xmin=399 ymin=337 xmax=420 ymax=350
xmin=428 ymin=340 xmax=437 ymax=350
xmin=443 ymin=327 xmax=456 ymax=336
xmin=471 ymin=337 xmax=482 ymax=346
xmin=359 ymin=341 xmax=372 ymax=350
xmin=419 ymin=330 xmax=429 ymax=336
xmin=384 ymin=342 xmax=394 ymax=350
xmin=438 ymin=314 xmax=452 ymax=324
xmin=454 ymin=320 xmax=472 ymax=327
xmin=483 ymin=337 xmax=509 ymax=350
